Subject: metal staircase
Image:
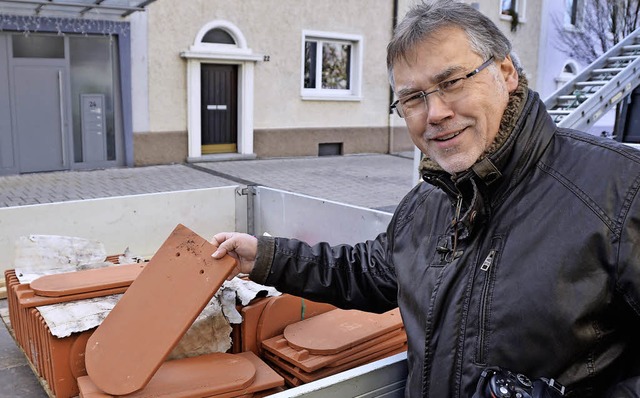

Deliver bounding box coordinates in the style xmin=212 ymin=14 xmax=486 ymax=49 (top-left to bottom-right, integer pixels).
xmin=544 ymin=27 xmax=640 ymax=133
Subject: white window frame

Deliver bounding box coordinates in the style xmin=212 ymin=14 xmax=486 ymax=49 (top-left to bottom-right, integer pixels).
xmin=499 ymin=0 xmax=527 ymax=23
xmin=301 ymin=30 xmax=363 ymax=101
xmin=563 ymin=0 xmax=581 ymax=30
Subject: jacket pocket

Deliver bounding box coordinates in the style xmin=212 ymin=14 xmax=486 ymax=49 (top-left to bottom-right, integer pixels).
xmin=474 ymin=236 xmax=503 ymax=365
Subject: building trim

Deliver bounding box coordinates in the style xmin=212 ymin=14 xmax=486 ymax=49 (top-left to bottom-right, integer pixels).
xmin=180 ymin=20 xmax=261 ymax=159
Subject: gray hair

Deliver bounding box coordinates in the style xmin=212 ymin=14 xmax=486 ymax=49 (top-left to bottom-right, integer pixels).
xmin=387 ymin=0 xmax=523 ymax=88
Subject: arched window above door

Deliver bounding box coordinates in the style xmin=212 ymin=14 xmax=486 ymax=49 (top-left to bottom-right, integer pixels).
xmin=202 ymin=28 xmax=235 ymax=45
xmin=187 ymin=20 xmax=250 ymax=54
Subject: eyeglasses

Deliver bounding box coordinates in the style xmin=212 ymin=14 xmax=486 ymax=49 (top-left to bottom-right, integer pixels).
xmin=390 ymin=56 xmax=495 ymax=119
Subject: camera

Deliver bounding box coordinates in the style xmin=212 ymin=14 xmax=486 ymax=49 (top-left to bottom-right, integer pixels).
xmin=472 ymin=367 xmax=565 ymax=398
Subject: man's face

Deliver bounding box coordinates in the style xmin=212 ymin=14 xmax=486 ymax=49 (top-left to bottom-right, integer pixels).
xmin=392 ymin=26 xmax=518 ymax=174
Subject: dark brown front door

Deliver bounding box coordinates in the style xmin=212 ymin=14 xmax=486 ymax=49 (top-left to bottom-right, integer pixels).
xmin=201 ymin=64 xmax=238 ymax=154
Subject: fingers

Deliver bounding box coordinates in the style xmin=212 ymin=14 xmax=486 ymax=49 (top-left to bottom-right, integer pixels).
xmin=210 ymin=233 xmax=258 ymax=277
xmin=211 ymin=232 xmax=258 ymax=259
xmin=211 ymin=233 xmax=237 ymax=259
xmin=211 ymin=232 xmax=233 ymax=249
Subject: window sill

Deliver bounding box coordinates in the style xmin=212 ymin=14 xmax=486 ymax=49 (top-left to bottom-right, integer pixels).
xmin=301 ymin=95 xmax=362 ymax=102
xmin=499 ymin=15 xmax=527 ymax=23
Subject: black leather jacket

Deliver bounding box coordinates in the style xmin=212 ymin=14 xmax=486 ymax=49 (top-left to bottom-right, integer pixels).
xmin=251 ymin=91 xmax=640 ymax=397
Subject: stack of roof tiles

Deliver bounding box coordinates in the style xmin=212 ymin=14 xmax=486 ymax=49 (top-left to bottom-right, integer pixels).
xmin=260 ymin=307 xmax=407 ymax=387
xmin=3 ymin=223 xmax=408 ymax=396
xmin=3 ymin=224 xmax=286 ymax=398
xmin=4 ymin=256 xmax=125 ymax=398
xmin=233 ymin=293 xmax=336 ymax=357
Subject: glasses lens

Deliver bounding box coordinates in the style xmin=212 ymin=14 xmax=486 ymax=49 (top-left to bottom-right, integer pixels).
xmin=438 ymin=80 xmax=468 ymax=106
xmin=400 ymin=93 xmax=427 ymax=118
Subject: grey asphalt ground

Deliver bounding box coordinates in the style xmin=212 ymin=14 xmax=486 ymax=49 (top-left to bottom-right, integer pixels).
xmin=0 ymin=152 xmax=416 ymax=397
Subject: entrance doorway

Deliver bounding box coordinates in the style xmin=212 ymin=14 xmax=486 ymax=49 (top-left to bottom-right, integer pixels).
xmin=13 ymin=60 xmax=69 ymax=173
xmin=0 ymin=32 xmax=124 ymax=175
xmin=200 ymin=64 xmax=238 ymax=154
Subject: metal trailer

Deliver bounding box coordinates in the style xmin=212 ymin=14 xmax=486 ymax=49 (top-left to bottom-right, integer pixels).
xmin=0 ymin=185 xmax=408 ymax=397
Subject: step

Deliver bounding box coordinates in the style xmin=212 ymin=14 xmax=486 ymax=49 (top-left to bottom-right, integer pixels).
xmin=592 ymin=67 xmax=624 ymax=74
xmin=607 ymin=55 xmax=639 ymax=62
xmin=548 ymin=110 xmax=573 ymax=115
xmin=574 ymin=80 xmax=608 ymax=87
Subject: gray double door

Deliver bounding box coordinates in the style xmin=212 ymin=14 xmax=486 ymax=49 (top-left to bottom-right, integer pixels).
xmin=0 ymin=33 xmax=121 ymax=175
xmin=13 ymin=59 xmax=70 ymax=173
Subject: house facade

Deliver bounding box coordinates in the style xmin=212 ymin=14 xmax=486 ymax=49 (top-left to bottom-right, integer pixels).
xmin=463 ymin=0 xmax=544 ymax=89
xmin=137 ymin=0 xmax=402 ymax=165
xmin=0 ymin=0 xmax=545 ymax=175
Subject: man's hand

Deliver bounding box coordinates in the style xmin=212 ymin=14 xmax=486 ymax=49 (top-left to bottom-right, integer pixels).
xmin=211 ymin=232 xmax=258 ymax=279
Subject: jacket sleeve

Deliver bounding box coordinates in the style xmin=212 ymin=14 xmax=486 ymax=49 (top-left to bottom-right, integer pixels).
xmin=607 ymin=186 xmax=640 ymax=396
xmin=606 ymin=380 xmax=640 ymax=398
xmin=249 ymin=232 xmax=398 ymax=314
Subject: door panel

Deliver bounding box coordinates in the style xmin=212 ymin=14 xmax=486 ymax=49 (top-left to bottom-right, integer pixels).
xmin=201 ymin=64 xmax=238 ymax=153
xmin=13 ymin=64 xmax=67 ymax=173
xmin=0 ymin=36 xmax=14 ymax=172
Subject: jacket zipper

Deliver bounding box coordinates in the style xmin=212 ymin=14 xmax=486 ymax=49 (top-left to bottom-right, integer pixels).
xmin=445 ymin=195 xmax=464 ymax=263
xmin=477 ymin=249 xmax=496 ymax=365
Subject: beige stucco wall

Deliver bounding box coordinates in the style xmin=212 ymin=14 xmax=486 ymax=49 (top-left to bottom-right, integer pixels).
xmin=139 ymin=0 xmax=541 ymax=163
xmin=145 ymin=0 xmax=394 ymax=133
xmin=470 ymin=0 xmax=542 ymax=88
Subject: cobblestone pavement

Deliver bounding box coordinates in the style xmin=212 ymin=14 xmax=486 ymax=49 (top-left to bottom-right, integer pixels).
xmin=192 ymin=153 xmax=415 ymax=212
xmin=0 ymin=164 xmax=235 ymax=207
xmin=0 ymin=153 xmax=416 ymax=211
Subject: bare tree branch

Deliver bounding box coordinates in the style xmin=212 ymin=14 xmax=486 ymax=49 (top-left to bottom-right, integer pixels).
xmin=553 ymin=0 xmax=640 ymax=65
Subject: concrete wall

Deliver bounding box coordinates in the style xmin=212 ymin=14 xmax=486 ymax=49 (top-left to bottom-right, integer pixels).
xmin=0 ymin=187 xmax=241 ymax=272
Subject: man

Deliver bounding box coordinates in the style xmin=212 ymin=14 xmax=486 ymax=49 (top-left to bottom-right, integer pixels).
xmin=212 ymin=1 xmax=640 ymax=396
